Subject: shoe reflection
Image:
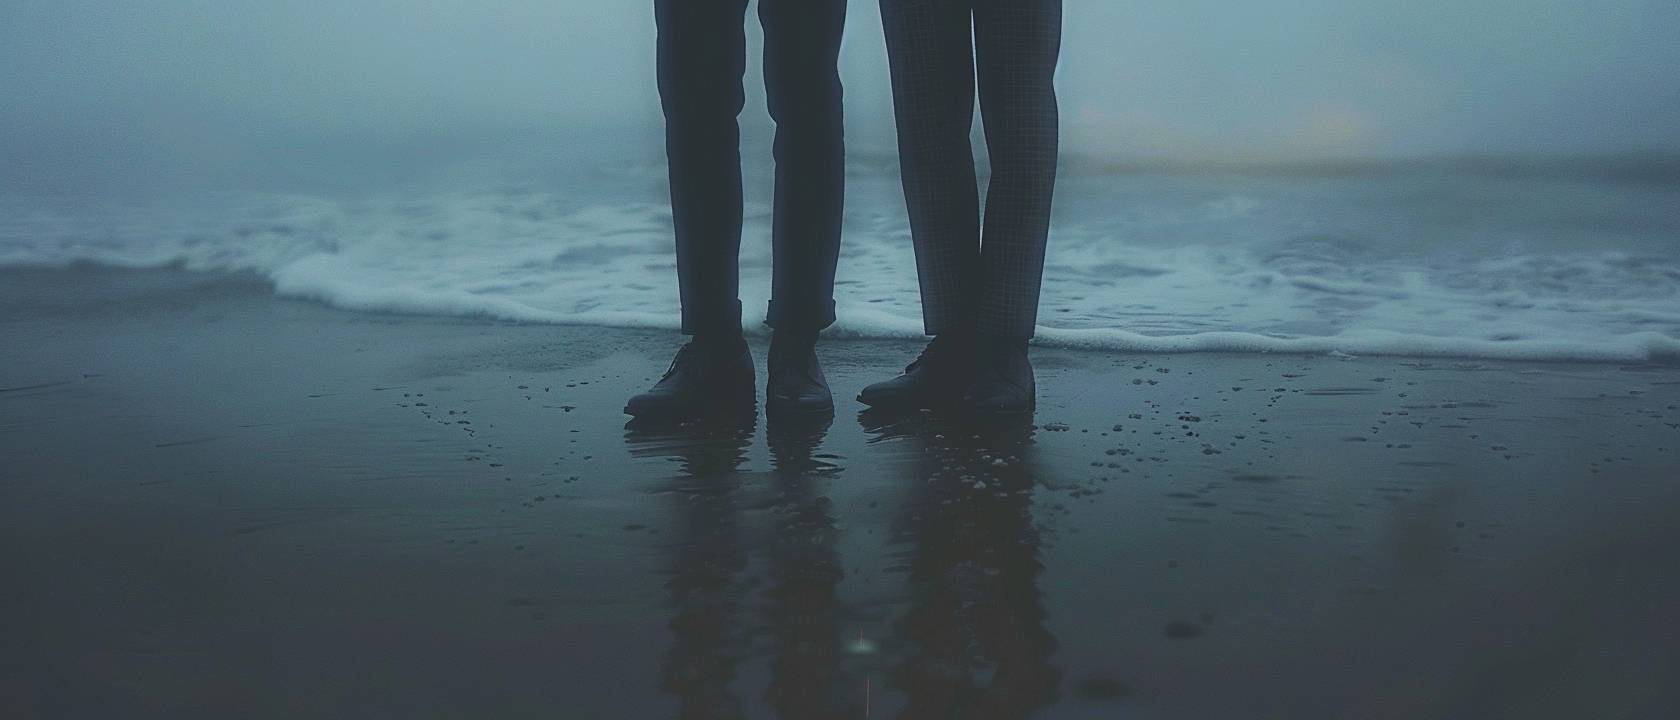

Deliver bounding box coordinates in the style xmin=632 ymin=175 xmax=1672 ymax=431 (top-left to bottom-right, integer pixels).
xmin=621 ymin=407 xmax=1058 ymax=719
xmin=764 ymin=412 xmax=851 ymax=720
xmin=626 ymin=410 xmax=758 ymax=719
xmin=861 ymin=408 xmax=1061 ymax=719
xmin=624 ymin=408 xmax=758 ymax=479
xmin=625 ymin=408 xmax=854 ymax=719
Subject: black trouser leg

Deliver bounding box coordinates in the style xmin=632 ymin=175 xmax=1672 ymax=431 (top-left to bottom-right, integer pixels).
xmin=761 ymin=0 xmax=848 ymax=334
xmin=656 ymin=0 xmax=750 ymax=337
xmin=975 ymin=0 xmax=1061 ymax=338
xmin=881 ymin=0 xmax=1060 ymax=339
xmin=880 ymin=0 xmax=983 ymax=336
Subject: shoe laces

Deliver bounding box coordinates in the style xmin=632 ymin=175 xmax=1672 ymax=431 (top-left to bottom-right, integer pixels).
xmin=659 ymin=343 xmax=697 ymax=380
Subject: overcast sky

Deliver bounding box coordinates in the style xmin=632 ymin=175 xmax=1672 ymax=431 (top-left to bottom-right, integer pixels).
xmin=5 ymin=0 xmax=1680 ymax=168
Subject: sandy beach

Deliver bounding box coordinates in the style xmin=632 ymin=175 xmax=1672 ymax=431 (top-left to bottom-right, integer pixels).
xmin=3 ymin=265 xmax=1678 ymax=719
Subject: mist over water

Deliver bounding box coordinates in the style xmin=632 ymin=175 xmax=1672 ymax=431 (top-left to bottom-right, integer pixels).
xmin=8 ymin=0 xmax=1680 ymax=169
xmin=3 ymin=1 xmax=1679 ymax=361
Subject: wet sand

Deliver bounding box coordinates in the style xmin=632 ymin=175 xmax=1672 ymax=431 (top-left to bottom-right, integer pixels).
xmin=2 ymin=266 xmax=1678 ymax=719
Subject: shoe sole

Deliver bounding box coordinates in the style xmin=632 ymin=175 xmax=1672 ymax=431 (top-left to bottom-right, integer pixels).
xmin=623 ymin=393 xmax=756 ymax=420
xmin=858 ymin=394 xmax=977 ymax=414
xmin=855 ymin=393 xmax=908 ymax=409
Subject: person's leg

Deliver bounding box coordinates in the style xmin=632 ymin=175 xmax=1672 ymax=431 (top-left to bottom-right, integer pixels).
xmin=960 ymin=0 xmax=1060 ymax=414
xmin=973 ymin=0 xmax=1061 ymax=340
xmin=655 ymin=0 xmax=751 ymax=339
xmin=759 ymin=0 xmax=848 ymax=416
xmin=760 ymin=0 xmax=847 ymax=335
xmin=861 ymin=0 xmax=982 ymax=411
xmin=879 ymin=0 xmax=981 ymax=337
xmin=630 ymin=0 xmax=755 ymax=419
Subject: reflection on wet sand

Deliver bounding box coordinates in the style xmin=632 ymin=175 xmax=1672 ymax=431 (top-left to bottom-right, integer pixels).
xmin=626 ymin=410 xmax=855 ymax=719
xmin=861 ymin=410 xmax=1061 ymax=720
xmin=764 ymin=413 xmax=851 ymax=720
xmin=627 ymin=411 xmax=758 ymax=719
xmin=624 ymin=408 xmax=1060 ymax=718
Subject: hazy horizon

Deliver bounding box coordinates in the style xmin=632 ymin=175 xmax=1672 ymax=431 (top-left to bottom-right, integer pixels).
xmin=6 ymin=0 xmax=1680 ymax=191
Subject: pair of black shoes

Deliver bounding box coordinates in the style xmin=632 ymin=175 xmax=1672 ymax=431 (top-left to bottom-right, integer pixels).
xmin=624 ymin=333 xmax=833 ymax=419
xmin=858 ymin=334 xmax=1035 ymax=414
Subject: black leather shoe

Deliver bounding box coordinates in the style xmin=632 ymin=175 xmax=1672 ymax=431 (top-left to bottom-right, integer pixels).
xmin=624 ymin=338 xmax=755 ymax=418
xmin=960 ymin=337 xmax=1034 ymax=414
xmin=857 ymin=334 xmax=974 ymax=410
xmin=766 ymin=332 xmax=833 ymax=415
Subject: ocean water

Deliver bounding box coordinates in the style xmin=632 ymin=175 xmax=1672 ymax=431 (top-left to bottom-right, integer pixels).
xmin=4 ymin=153 xmax=1678 ymax=363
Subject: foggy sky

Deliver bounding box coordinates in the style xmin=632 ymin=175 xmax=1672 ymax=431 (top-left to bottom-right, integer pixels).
xmin=5 ymin=0 xmax=1680 ymax=173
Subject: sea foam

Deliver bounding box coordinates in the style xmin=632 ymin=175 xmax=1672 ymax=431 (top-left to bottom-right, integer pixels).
xmin=3 ymin=168 xmax=1677 ymax=363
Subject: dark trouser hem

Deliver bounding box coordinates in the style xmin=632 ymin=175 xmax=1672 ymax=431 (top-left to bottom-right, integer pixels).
xmin=926 ymin=315 xmax=1035 ymax=340
xmin=921 ymin=294 xmax=978 ymax=338
xmin=975 ymin=314 xmax=1040 ymax=341
xmin=763 ymin=298 xmax=837 ymax=334
xmin=680 ymin=298 xmax=744 ymax=337
xmin=977 ymin=331 xmax=1032 ymax=346
xmin=921 ymin=290 xmax=979 ymax=336
xmin=923 ymin=320 xmax=973 ymax=338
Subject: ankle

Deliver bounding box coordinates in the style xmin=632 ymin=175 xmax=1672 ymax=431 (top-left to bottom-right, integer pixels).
xmin=771 ymin=329 xmax=818 ymax=350
xmin=691 ymin=332 xmax=746 ymax=354
xmin=979 ymin=334 xmax=1030 ymax=355
xmin=931 ymin=330 xmax=976 ymax=348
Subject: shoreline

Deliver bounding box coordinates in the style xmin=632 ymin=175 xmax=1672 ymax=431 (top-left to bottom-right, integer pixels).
xmin=8 ymin=263 xmax=1679 ymax=365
